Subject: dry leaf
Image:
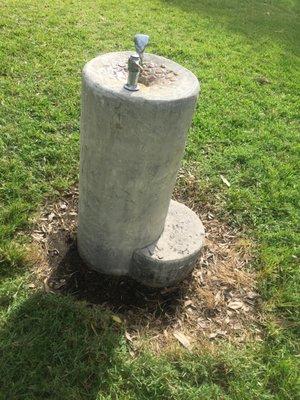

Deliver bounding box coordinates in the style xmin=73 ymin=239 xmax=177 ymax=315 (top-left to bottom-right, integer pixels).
xmin=125 ymin=331 xmax=133 ymax=342
xmin=198 ymin=320 xmax=207 ymax=329
xmin=220 ymin=175 xmax=231 ymax=187
xmin=90 ymin=323 xmax=97 ymax=335
xmin=209 ymin=330 xmax=227 ymax=339
xmin=25 ymin=283 xmax=35 ymax=289
xmin=59 ymin=202 xmax=67 ymax=210
xmin=129 ymin=349 xmax=135 ymax=357
xmin=214 ymin=291 xmax=222 ymax=305
xmin=43 ymin=278 xmax=54 ymax=294
xmin=112 ymin=315 xmax=122 ymax=324
xmin=52 ymin=280 xmax=65 ymax=290
xmin=184 ymin=300 xmax=193 ymax=307
xmin=246 ymin=291 xmax=259 ymax=300
xmin=48 ymin=212 xmax=55 ymax=222
xmin=209 ymin=332 xmax=218 ymax=339
xmin=31 ymin=233 xmax=44 ymax=242
xmin=173 ymin=331 xmax=191 ymax=349
xmin=228 ymin=300 xmax=243 ymax=310
xmin=255 ymin=76 xmax=271 ymax=85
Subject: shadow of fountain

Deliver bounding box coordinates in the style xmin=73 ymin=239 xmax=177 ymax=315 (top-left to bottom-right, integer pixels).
xmin=0 ymin=230 xmax=197 ymax=398
xmin=0 ymin=290 xmax=124 ymax=399
xmin=46 ymin=233 xmax=192 ymax=328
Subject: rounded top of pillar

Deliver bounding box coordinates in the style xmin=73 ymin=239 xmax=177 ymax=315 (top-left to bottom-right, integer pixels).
xmin=83 ymin=51 xmax=200 ymax=103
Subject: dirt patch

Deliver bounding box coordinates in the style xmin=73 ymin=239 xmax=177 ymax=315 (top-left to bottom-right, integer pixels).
xmin=27 ymin=168 xmax=262 ymax=352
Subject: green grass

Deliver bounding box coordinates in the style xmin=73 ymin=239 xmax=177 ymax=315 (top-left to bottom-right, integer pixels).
xmin=0 ymin=0 xmax=299 ymax=399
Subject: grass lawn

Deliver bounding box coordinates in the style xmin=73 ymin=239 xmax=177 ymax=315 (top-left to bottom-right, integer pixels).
xmin=0 ymin=0 xmax=299 ymax=399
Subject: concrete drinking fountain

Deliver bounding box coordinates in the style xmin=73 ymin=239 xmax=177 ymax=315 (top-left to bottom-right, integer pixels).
xmin=78 ymin=34 xmax=205 ymax=287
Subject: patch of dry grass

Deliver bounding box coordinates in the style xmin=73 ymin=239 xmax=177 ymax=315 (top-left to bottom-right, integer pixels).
xmin=26 ymin=169 xmax=262 ymax=353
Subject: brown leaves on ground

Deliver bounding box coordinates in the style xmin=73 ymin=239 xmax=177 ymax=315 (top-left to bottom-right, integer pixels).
xmin=26 ymin=168 xmax=262 ymax=353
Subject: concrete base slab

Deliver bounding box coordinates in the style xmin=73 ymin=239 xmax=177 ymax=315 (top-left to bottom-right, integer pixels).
xmin=130 ymin=200 xmax=205 ymax=287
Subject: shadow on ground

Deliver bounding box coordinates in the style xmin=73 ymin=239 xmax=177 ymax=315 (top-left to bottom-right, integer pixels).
xmin=0 ymin=291 xmax=124 ymax=399
xmin=0 ymin=234 xmax=200 ymax=400
xmin=0 ymin=288 xmax=237 ymax=400
xmin=46 ymin=231 xmax=188 ymax=325
xmin=0 ymin=242 xmax=203 ymax=400
xmin=161 ymin=0 xmax=299 ymax=52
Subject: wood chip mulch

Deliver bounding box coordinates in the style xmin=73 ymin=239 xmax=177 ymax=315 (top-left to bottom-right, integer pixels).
xmin=26 ymin=168 xmax=263 ymax=352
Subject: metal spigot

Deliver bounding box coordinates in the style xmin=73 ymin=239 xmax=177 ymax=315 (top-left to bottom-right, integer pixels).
xmin=124 ymin=54 xmax=143 ymax=91
xmin=124 ymin=34 xmax=149 ymax=92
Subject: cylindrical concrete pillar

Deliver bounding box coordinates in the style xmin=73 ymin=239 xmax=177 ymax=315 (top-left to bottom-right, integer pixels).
xmin=78 ymin=51 xmax=200 ymax=277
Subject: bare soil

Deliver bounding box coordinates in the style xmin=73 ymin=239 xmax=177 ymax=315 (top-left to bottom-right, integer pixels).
xmin=27 ymin=168 xmax=263 ymax=351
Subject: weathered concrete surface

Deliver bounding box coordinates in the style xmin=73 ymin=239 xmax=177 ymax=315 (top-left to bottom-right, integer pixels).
xmin=78 ymin=51 xmax=200 ymax=276
xmin=131 ymin=200 xmax=205 ymax=287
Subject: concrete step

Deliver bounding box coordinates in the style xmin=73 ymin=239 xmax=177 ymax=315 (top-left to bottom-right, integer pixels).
xmin=131 ymin=200 xmax=205 ymax=287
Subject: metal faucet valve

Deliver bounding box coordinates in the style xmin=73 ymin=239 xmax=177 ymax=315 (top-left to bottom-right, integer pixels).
xmin=124 ymin=53 xmax=143 ymax=91
xmin=124 ymin=34 xmax=149 ymax=92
